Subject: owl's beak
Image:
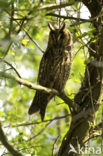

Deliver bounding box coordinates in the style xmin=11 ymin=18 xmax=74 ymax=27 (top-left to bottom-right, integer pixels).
xmin=57 ymin=35 xmax=61 ymax=41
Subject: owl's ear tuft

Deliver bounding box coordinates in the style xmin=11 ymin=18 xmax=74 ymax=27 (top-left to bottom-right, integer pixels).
xmin=60 ymin=23 xmax=65 ymax=31
xmin=48 ymin=23 xmax=55 ymax=31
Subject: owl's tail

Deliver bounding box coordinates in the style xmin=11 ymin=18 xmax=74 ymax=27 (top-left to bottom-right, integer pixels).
xmin=28 ymin=91 xmax=53 ymax=121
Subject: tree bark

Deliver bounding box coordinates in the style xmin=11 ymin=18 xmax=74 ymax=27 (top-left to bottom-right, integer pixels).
xmin=58 ymin=0 xmax=103 ymax=155
xmin=0 ymin=123 xmax=23 ymax=156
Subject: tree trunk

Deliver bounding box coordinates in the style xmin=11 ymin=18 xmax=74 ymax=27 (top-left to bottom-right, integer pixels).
xmin=58 ymin=0 xmax=103 ymax=155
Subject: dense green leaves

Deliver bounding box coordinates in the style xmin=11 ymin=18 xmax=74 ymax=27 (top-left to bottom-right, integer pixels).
xmin=0 ymin=0 xmax=102 ymax=155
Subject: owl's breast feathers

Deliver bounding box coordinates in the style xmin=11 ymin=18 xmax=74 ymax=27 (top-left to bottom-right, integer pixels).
xmin=38 ymin=46 xmax=73 ymax=91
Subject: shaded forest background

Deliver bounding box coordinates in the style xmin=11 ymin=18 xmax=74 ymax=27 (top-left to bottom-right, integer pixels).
xmin=0 ymin=0 xmax=103 ymax=155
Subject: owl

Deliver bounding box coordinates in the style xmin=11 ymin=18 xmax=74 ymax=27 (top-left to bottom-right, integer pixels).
xmin=28 ymin=23 xmax=73 ymax=121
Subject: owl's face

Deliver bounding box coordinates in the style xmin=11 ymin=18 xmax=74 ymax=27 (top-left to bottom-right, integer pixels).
xmin=48 ymin=23 xmax=72 ymax=48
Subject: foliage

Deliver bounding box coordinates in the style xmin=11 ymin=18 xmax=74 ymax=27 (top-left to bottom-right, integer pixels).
xmin=0 ymin=0 xmax=103 ymax=155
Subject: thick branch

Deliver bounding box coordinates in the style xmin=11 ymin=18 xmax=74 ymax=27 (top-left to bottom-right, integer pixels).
xmin=82 ymin=0 xmax=101 ymax=17
xmin=0 ymin=123 xmax=23 ymax=156
xmin=0 ymin=72 xmax=79 ymax=111
xmin=0 ymin=72 xmax=58 ymax=94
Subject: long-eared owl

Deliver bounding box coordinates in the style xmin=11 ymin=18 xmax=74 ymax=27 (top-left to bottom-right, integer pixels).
xmin=28 ymin=23 xmax=73 ymax=121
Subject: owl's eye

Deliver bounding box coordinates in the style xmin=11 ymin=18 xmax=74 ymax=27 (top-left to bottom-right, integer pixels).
xmin=60 ymin=33 xmax=64 ymax=38
xmin=50 ymin=31 xmax=55 ymax=36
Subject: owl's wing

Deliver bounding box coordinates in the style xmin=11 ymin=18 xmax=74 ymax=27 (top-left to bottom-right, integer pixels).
xmin=38 ymin=51 xmax=54 ymax=88
xmin=28 ymin=51 xmax=54 ymax=121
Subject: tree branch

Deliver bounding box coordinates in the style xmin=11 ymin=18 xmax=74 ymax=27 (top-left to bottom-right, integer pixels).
xmin=38 ymin=1 xmax=75 ymax=11
xmin=0 ymin=72 xmax=79 ymax=112
xmin=46 ymin=13 xmax=94 ymax=22
xmin=82 ymin=0 xmax=101 ymax=17
xmin=28 ymin=121 xmax=52 ymax=141
xmin=23 ymin=28 xmax=45 ymax=53
xmin=58 ymin=1 xmax=103 ymax=155
xmin=46 ymin=13 xmax=103 ymax=26
xmin=0 ymin=59 xmax=21 ymax=78
xmin=0 ymin=123 xmax=23 ymax=156
xmin=6 ymin=114 xmax=70 ymax=128
xmin=90 ymin=121 xmax=103 ymax=131
xmin=16 ymin=21 xmax=44 ymax=53
xmin=9 ymin=3 xmax=14 ymax=36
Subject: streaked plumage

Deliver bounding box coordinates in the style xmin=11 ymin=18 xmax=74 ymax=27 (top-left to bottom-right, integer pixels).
xmin=28 ymin=23 xmax=73 ymax=121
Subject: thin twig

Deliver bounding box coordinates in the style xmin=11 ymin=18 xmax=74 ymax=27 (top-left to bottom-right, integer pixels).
xmin=90 ymin=121 xmax=103 ymax=131
xmin=4 ymin=1 xmax=75 ymax=13
xmin=5 ymin=114 xmax=70 ymax=128
xmin=52 ymin=136 xmax=59 ymax=156
xmin=2 ymin=41 xmax=12 ymax=59
xmin=9 ymin=3 xmax=14 ymax=36
xmin=2 ymin=8 xmax=26 ymax=60
xmin=28 ymin=121 xmax=52 ymax=141
xmin=16 ymin=21 xmax=44 ymax=53
xmin=24 ymin=29 xmax=44 ymax=53
xmin=38 ymin=2 xmax=75 ymax=11
xmin=83 ymin=134 xmax=101 ymax=144
xmin=0 ymin=59 xmax=21 ymax=78
xmin=46 ymin=13 xmax=95 ymax=22
xmin=46 ymin=13 xmax=103 ymax=26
